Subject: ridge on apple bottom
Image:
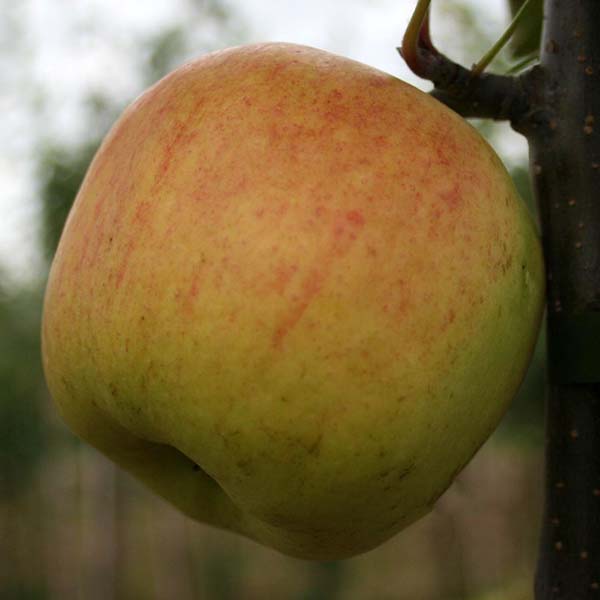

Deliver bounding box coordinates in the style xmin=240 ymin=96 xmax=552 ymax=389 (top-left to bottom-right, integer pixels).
xmin=41 ymin=42 xmax=544 ymax=560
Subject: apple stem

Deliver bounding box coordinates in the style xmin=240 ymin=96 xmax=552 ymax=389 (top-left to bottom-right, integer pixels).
xmin=399 ymin=0 xmax=434 ymax=78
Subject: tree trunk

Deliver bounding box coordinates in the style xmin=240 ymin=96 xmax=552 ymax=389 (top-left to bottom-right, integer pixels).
xmin=528 ymin=1 xmax=600 ymax=598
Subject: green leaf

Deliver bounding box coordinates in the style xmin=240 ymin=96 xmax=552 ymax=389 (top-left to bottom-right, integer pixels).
xmin=508 ymin=0 xmax=543 ymax=58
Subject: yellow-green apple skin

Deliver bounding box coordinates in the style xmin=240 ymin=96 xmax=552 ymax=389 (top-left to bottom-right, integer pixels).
xmin=41 ymin=43 xmax=544 ymax=560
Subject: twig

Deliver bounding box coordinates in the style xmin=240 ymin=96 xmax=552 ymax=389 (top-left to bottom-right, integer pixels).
xmin=399 ymin=0 xmax=539 ymax=128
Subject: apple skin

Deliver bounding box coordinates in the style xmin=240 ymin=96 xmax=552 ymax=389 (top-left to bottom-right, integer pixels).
xmin=42 ymin=42 xmax=544 ymax=560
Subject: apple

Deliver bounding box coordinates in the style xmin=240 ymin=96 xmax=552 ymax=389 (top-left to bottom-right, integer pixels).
xmin=42 ymin=43 xmax=544 ymax=560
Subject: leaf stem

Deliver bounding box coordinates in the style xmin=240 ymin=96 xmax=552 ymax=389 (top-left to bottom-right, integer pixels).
xmin=472 ymin=0 xmax=535 ymax=76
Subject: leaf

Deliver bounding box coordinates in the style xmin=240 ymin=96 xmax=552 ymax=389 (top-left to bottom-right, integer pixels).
xmin=508 ymin=0 xmax=543 ymax=58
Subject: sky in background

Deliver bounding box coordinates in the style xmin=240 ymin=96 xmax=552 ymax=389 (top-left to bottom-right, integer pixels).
xmin=1 ymin=0 xmax=524 ymax=283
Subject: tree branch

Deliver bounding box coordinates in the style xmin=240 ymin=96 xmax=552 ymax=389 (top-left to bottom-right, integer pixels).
xmin=399 ymin=3 xmax=539 ymax=128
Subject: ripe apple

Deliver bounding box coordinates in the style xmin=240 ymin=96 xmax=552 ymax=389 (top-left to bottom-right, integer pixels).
xmin=42 ymin=42 xmax=544 ymax=560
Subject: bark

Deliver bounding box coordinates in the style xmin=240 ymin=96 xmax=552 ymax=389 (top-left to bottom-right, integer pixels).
xmin=529 ymin=2 xmax=600 ymax=598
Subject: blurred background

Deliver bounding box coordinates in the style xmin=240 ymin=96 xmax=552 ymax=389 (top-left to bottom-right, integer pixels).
xmin=1 ymin=1 xmax=545 ymax=598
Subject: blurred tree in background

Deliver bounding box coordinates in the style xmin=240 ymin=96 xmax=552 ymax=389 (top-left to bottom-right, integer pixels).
xmin=1 ymin=1 xmax=545 ymax=598
xmin=0 ymin=281 xmax=45 ymax=499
